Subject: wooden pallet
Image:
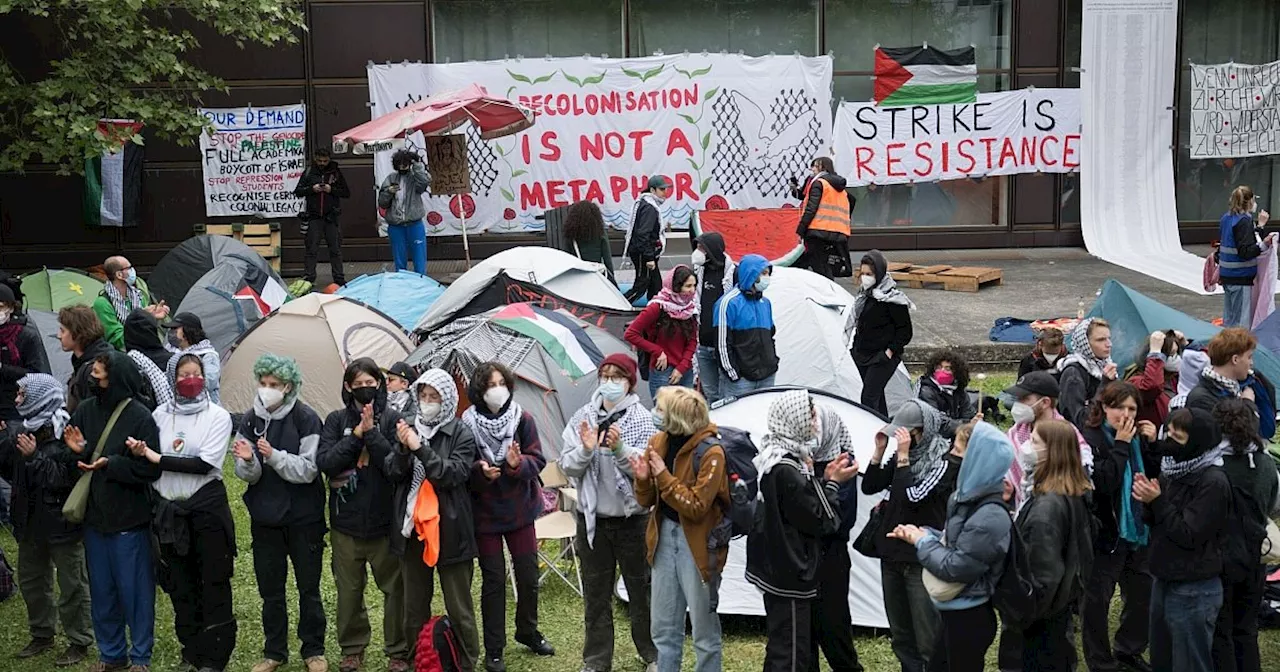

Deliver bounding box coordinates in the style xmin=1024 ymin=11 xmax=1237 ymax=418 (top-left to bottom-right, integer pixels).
xmin=194 ymin=222 xmax=282 ymax=271
xmin=887 ymin=262 xmax=1003 ymax=292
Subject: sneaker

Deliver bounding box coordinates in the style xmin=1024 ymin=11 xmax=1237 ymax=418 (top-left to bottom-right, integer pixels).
xmin=338 ymin=654 xmax=363 ymax=672
xmin=515 ymin=632 xmax=555 ymax=657
xmin=87 ymin=662 xmax=130 ymax=672
xmin=15 ymin=638 xmax=54 ymax=658
xmin=388 ymin=658 xmax=411 ymax=672
xmin=484 ymin=654 xmax=505 ymax=672
xmin=304 ymin=656 xmax=329 ymax=672
xmin=54 ymin=644 xmax=89 ymax=667
xmin=173 ymin=662 xmax=198 ymax=672
xmin=250 ymin=659 xmax=284 ymax=672
xmin=645 ymin=663 xmax=657 ymax=672
xmin=1116 ymin=654 xmax=1153 ymax=672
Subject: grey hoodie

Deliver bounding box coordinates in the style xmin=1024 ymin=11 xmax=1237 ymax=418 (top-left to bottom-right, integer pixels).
xmin=378 ymin=162 xmax=430 ymax=225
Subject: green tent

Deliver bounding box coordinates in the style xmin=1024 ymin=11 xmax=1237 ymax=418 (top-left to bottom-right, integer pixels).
xmin=20 ymin=268 xmax=104 ymax=312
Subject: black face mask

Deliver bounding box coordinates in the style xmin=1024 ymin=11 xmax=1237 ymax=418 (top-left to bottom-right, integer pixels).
xmin=1159 ymin=437 xmax=1198 ymax=462
xmin=396 ymin=166 xmax=410 ymax=175
xmin=91 ymin=383 xmax=109 ymax=400
xmin=351 ymin=386 xmax=378 ymax=406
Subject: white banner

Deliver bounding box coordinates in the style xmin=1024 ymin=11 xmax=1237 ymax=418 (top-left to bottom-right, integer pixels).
xmin=833 ymin=88 xmax=1081 ymax=186
xmin=199 ymin=104 xmax=306 ymax=218
xmin=1190 ymin=60 xmax=1280 ymax=159
xmin=367 ymin=54 xmax=833 ymax=235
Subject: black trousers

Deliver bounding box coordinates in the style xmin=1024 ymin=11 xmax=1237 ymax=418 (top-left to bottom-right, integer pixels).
xmin=158 ymin=508 xmax=237 ymax=671
xmin=1022 ymin=608 xmax=1077 ymax=672
xmin=251 ymin=521 xmax=327 ymax=663
xmin=929 ymin=603 xmax=997 ymax=672
xmin=808 ymin=544 xmax=863 ymax=672
xmin=764 ymin=593 xmax=814 ymax=672
xmin=303 ymin=217 xmax=345 ymax=285
xmin=1212 ymin=564 xmax=1265 ymax=672
xmin=854 ymin=352 xmax=900 ymax=417
xmin=623 ymin=254 xmax=662 ymax=303
xmin=795 ymin=239 xmax=834 ymax=279
xmin=1081 ymin=545 xmax=1150 ymax=672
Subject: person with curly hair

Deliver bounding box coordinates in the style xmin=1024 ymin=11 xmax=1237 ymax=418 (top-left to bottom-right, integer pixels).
xmin=377 ymin=149 xmax=430 ymax=275
xmin=232 ymin=354 xmax=330 ymax=672
xmin=915 ymin=350 xmax=977 ymax=439
xmin=560 ymin=200 xmax=616 ymax=285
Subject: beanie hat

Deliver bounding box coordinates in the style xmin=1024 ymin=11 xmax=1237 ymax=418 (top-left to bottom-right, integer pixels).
xmin=599 ymin=353 xmax=638 ymax=389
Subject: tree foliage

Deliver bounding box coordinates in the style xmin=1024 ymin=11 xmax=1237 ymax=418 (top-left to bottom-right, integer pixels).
xmin=0 ymin=0 xmax=306 ymax=174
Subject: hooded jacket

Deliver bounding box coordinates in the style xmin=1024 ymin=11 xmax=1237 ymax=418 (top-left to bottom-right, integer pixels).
xmin=851 ymin=250 xmax=913 ymax=361
xmin=294 ymin=160 xmax=352 ymax=221
xmin=0 ymin=313 xmax=52 ymax=421
xmin=1143 ymin=412 xmax=1230 ymax=582
xmin=67 ymin=337 xmax=115 ymax=413
xmin=0 ymin=424 xmax=81 ymax=543
xmin=796 ymin=172 xmax=855 ymax=241
xmin=166 ymin=340 xmax=221 ymax=405
xmin=377 ymin=162 xmax=430 ymax=225
xmin=317 ymin=381 xmax=405 ymax=540
xmin=70 ymin=350 xmax=162 ymax=534
xmin=1018 ymin=349 xmax=1062 ymax=379
xmin=123 ymin=308 xmax=171 ymax=370
xmin=234 ymin=395 xmax=326 ymax=528
xmin=862 ymin=445 xmax=963 ymax=563
xmin=917 ymin=374 xmax=978 ymax=438
xmin=1124 ymin=352 xmax=1178 ymax=426
xmin=913 ymin=422 xmax=1015 ymax=611
xmin=712 ymin=254 xmax=779 ymax=383
xmin=625 ymin=195 xmax=663 ymax=262
xmin=694 ymin=232 xmax=734 ymax=347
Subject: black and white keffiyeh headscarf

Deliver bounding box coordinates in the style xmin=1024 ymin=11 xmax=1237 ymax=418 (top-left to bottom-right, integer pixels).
xmin=561 ymin=388 xmax=655 ymax=546
xmin=753 ymin=390 xmax=817 ymax=480
xmin=1057 ymin=318 xmax=1113 ymax=380
xmin=461 ymin=397 xmax=523 ymax=465
xmin=16 ymin=373 xmax=70 ymax=438
xmin=401 ymin=368 xmax=460 ymax=538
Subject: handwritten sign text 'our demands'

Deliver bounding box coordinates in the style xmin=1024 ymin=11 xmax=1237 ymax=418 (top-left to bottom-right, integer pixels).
xmin=199 ymin=104 xmax=307 ymax=218
xmin=834 ymin=88 xmax=1081 ymax=186
xmin=368 ymin=54 xmax=833 ymax=235
xmin=1190 ymin=60 xmax=1280 ymax=159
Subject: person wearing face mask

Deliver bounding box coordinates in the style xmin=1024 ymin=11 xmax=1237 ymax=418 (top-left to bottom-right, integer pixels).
xmin=1079 ymin=382 xmax=1159 ymax=672
xmin=712 ymin=253 xmax=779 ymax=399
xmin=1122 ymin=330 xmax=1185 ymax=428
xmin=1133 ymin=408 xmax=1229 ymax=672
xmin=1217 ymin=185 xmax=1271 ymax=328
xmin=0 ymin=283 xmax=52 ymax=421
xmin=1057 ymin=318 xmax=1117 ymax=431
xmin=384 ymin=361 xmax=418 ymax=417
xmin=316 ymin=358 xmax=411 ymax=672
xmin=461 ymin=361 xmax=553 ymax=672
xmin=559 ymin=354 xmax=659 ymax=672
xmin=385 ymin=368 xmax=481 ymax=672
xmin=915 ymin=350 xmax=977 ymax=439
xmin=689 ymin=233 xmax=735 ymax=403
xmin=232 ymin=354 xmax=329 ymax=672
xmin=378 ymin=149 xmax=430 ymax=275
xmin=136 ymin=354 xmax=236 ymax=672
xmin=859 ymin=400 xmax=963 ymax=672
xmin=1002 ymin=372 xmax=1093 ymax=513
xmin=846 ymin=250 xmax=914 ymax=416
xmin=747 ymin=390 xmax=859 ymax=672
xmin=625 ymin=265 xmax=700 ymax=397
xmin=295 ymin=147 xmax=352 ymax=287
xmin=64 ymin=351 xmax=162 ymax=672
xmin=623 ymin=176 xmax=671 ymax=304
xmin=91 ymin=255 xmax=167 ymax=351
xmin=162 ymin=312 xmax=221 ymax=405
xmin=1018 ymin=328 xmax=1065 ymax=379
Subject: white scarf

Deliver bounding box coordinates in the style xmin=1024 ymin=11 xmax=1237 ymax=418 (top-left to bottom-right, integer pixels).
xmin=402 ymin=368 xmax=459 ymax=538
xmin=563 ymin=390 xmax=654 ymax=546
xmin=461 ymin=399 xmax=523 ymax=464
xmin=622 ymin=193 xmax=664 ymax=261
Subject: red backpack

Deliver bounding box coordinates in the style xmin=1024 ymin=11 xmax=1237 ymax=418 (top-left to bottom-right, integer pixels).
xmin=415 ymin=616 xmax=462 ymax=672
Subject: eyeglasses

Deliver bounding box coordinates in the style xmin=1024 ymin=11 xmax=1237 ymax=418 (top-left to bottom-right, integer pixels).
xmin=600 ymin=375 xmax=628 ymax=384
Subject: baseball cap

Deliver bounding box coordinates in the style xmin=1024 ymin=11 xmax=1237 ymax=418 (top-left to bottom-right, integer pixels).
xmin=646 ymin=175 xmax=672 ymax=191
xmin=161 ymin=312 xmax=203 ymax=332
xmin=879 ymin=400 xmax=926 ymax=438
xmin=1003 ymin=371 xmax=1060 ymax=400
xmin=386 ymin=361 xmax=417 ymax=383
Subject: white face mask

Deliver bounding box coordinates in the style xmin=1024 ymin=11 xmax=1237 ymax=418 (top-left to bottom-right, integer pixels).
xmin=258 ymin=386 xmax=285 ymax=410
xmin=483 ymin=385 xmax=511 ymax=413
xmin=1011 ymin=401 xmax=1037 ymax=426
xmin=859 ymin=275 xmax=876 ymax=290
xmin=0 ymin=307 xmax=11 ymax=325
xmin=1043 ymin=352 xmax=1061 ymax=365
xmin=1165 ymin=354 xmax=1182 ymax=372
xmin=690 ymin=249 xmax=707 ymax=268
xmin=419 ymin=402 xmax=442 ymax=423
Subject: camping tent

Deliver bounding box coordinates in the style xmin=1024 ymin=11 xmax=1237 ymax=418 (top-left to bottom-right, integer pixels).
xmin=764 ymin=266 xmax=914 ymax=412
xmin=176 ymin=256 xmax=290 ymax=355
xmin=1088 ymin=279 xmax=1280 ymax=387
xmin=221 ymin=294 xmax=414 ymax=417
xmin=337 ymin=271 xmax=446 ymax=331
xmin=406 ymin=303 xmax=648 ymax=459
xmin=149 ymin=235 xmax=277 ymax=306
xmin=617 ymin=386 xmax=890 ymax=627
xmin=415 ymin=247 xmax=633 ymax=335
xmin=20 ymin=268 xmax=104 ymax=312
xmin=26 ymin=309 xmax=73 ymax=384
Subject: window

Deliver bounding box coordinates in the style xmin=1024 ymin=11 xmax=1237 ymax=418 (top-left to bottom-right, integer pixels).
xmin=628 ymin=0 xmax=819 ymax=57
xmin=1175 ymin=0 xmax=1280 ymax=223
xmin=825 ymin=0 xmax=1011 ymax=72
xmin=433 ymin=1 xmax=624 ymax=62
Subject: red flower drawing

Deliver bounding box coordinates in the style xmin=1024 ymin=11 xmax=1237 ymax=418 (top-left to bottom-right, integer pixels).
xmin=426 ymin=211 xmax=443 ymax=226
xmin=705 ymin=195 xmax=730 ymax=211
xmin=503 ymin=208 xmax=517 ymax=220
xmin=449 ymin=194 xmax=477 ymax=219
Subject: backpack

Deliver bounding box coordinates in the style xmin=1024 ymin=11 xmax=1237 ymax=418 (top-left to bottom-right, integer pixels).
xmin=0 ymin=546 xmax=15 ymax=602
xmin=989 ymin=504 xmax=1040 ymax=624
xmin=414 ymin=616 xmax=462 ymax=672
xmin=1222 ymin=481 xmax=1268 ymax=583
xmin=692 ymin=425 xmax=759 ymax=548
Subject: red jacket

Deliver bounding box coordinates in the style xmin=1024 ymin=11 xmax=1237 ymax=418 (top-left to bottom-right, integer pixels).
xmin=625 ymin=303 xmax=697 ymax=375
xmin=1127 ymin=354 xmax=1178 ymax=427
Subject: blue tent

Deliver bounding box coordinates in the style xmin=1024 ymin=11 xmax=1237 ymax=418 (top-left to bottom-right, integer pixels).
xmin=1087 ymin=279 xmax=1280 ymax=388
xmin=337 ymin=271 xmax=446 ymax=330
xmin=1256 ymin=309 xmax=1280 ymax=357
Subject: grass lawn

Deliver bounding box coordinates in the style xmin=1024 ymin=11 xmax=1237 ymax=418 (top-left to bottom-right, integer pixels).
xmin=2 ymin=371 xmax=1278 ymax=670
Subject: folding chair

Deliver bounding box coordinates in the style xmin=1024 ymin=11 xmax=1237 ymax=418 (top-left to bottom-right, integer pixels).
xmin=508 ymin=461 xmax=582 ymax=598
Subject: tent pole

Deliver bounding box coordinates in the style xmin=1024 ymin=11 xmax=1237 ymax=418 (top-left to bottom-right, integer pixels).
xmin=460 ymin=196 xmax=472 ymax=268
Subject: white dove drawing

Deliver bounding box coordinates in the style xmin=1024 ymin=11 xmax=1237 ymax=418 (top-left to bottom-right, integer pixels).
xmin=728 ymin=90 xmax=816 ymax=173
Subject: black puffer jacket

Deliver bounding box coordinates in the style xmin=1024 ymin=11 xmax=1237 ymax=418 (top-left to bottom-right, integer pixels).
xmin=0 ymin=425 xmax=81 ymax=543
xmin=385 ymin=418 xmax=478 ymax=565
xmin=745 ymin=458 xmax=842 ymax=599
xmin=917 ymin=375 xmax=977 ymax=438
xmin=1144 ymin=464 xmax=1230 ymax=582
xmin=317 ymin=384 xmax=406 ymax=540
xmin=851 ymin=251 xmax=912 ymax=362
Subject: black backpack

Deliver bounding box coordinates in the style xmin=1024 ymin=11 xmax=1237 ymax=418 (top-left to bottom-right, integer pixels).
xmin=692 ymin=425 xmax=759 ymax=549
xmin=989 ymin=504 xmax=1040 ymax=623
xmin=1223 ymin=482 xmax=1267 ymax=583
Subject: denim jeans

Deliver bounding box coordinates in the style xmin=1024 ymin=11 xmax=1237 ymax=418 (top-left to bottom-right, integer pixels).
xmin=695 ymin=346 xmax=723 ymax=405
xmin=721 ymin=374 xmax=776 ymax=401
xmin=84 ymin=527 xmax=155 ymax=667
xmin=1150 ymin=576 xmax=1222 ymax=672
xmin=1223 ymin=284 xmax=1253 ymax=328
xmin=650 ymin=517 xmax=722 ymax=672
xmin=880 ymin=560 xmax=938 ymax=672
xmin=649 ymin=366 xmax=696 ymax=400
xmin=387 ymin=220 xmax=428 ymax=274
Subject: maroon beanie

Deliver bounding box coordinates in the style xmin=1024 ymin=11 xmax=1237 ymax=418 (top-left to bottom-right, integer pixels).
xmin=599 ymin=352 xmax=638 ymax=389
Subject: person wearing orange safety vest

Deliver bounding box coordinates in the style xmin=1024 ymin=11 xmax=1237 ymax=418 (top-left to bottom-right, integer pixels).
xmin=793 ymin=157 xmax=855 ymax=280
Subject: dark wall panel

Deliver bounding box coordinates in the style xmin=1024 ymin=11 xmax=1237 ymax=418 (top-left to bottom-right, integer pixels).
xmin=129 ymin=168 xmax=207 ymax=247
xmin=310 ymin=3 xmax=428 ymax=79
xmin=1016 ymin=0 xmax=1062 ymax=69
xmin=313 ymin=84 xmax=374 ymax=151
xmin=1012 ymin=173 xmax=1057 ymax=225
xmin=0 ymin=15 xmax=63 ymax=82
xmin=171 ymin=12 xmax=306 ymax=80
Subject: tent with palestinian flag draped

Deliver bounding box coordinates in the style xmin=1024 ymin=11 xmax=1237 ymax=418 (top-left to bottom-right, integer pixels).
xmin=84 ymin=119 xmax=144 ymax=227
xmin=874 ymin=45 xmax=978 ymax=107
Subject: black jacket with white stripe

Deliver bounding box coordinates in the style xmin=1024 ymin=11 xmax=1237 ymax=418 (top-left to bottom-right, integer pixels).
xmin=745 ymin=458 xmax=842 ymax=599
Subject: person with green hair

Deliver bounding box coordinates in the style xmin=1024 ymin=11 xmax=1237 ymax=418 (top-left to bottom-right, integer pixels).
xmin=232 ymin=353 xmax=331 ymax=672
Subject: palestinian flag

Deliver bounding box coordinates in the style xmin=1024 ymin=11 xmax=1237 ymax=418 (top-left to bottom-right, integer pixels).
xmin=232 ymin=264 xmax=289 ymax=318
xmin=492 ymin=303 xmax=603 ymax=378
xmin=874 ymin=46 xmax=978 ymax=106
xmin=84 ymin=119 xmax=144 ymax=227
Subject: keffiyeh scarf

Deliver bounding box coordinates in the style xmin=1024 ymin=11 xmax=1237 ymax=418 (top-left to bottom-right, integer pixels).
xmin=103 ymin=281 xmax=144 ymax=322
xmin=810 ymin=403 xmax=853 ymax=464
xmin=901 ymin=400 xmax=953 ymax=503
xmin=846 ymin=272 xmax=915 ymax=337
xmin=1057 ymin=318 xmax=1113 ymax=380
xmin=127 ymin=350 xmax=174 ymax=408
xmin=563 ymin=390 xmax=654 ymax=546
xmin=16 ymin=373 xmax=70 ymax=439
xmin=403 ymin=369 xmax=459 ymax=539
xmin=1161 ymin=444 xmax=1226 ymax=482
xmin=461 ymin=399 xmax=523 ymax=464
xmin=753 ymin=390 xmax=815 ymax=485
xmin=649 ymin=266 xmax=699 ymax=320
xmin=1201 ymin=366 xmax=1242 ymax=397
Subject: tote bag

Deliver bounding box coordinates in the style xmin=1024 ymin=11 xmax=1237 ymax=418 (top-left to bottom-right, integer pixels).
xmin=62 ymin=399 xmax=132 ymax=524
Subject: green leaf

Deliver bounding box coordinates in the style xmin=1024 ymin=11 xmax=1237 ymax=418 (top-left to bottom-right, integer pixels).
xmin=500 ymin=187 xmax=515 ymax=202
xmin=691 ymin=65 xmax=713 ymax=77
xmin=700 ymin=131 xmax=711 ymax=150
xmin=581 ymin=72 xmax=606 ymax=85
xmin=704 ymin=87 xmax=719 ymax=101
xmin=621 ymin=68 xmax=645 ymax=79
xmin=511 ymin=169 xmax=527 ymax=178
xmin=563 ymin=72 xmax=583 ymax=86
xmin=641 ymin=64 xmax=665 ymax=81
xmin=506 ymin=86 xmax=518 ymax=98
xmin=129 ymin=133 xmax=145 ymax=146
xmin=532 ymin=72 xmax=557 ymax=84
xmin=678 ymin=113 xmax=697 ymax=125
xmin=674 ymin=66 xmax=693 ymax=79
xmin=687 ymin=158 xmax=701 ymax=171
xmin=494 ymin=144 xmax=506 ymax=156
xmin=700 ymin=177 xmax=712 ymax=193
xmin=507 ymin=69 xmax=532 ymax=84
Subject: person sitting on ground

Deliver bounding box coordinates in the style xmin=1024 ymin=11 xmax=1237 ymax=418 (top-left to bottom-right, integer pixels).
xmin=1123 ymin=330 xmax=1186 ymax=428
xmin=712 ymin=253 xmax=779 ymax=399
xmin=847 ymin=250 xmax=914 ymax=416
xmin=690 ymin=232 xmax=735 ymax=404
xmin=1018 ymin=328 xmax=1065 ymax=379
xmin=92 ymin=255 xmax=167 ymax=351
xmin=560 ymin=200 xmax=616 ymax=286
xmin=384 ymin=361 xmax=417 ymax=417
xmin=57 ymin=305 xmax=113 ymax=413
xmin=163 ymin=313 xmax=221 ymax=405
xmin=122 ymin=309 xmax=172 ymax=410
xmin=1057 ymin=317 xmax=1117 ymax=429
xmin=1003 ymin=371 xmax=1092 ymax=512
xmin=916 ymin=350 xmax=978 ymax=439
xmin=625 ymin=265 xmax=699 ymax=397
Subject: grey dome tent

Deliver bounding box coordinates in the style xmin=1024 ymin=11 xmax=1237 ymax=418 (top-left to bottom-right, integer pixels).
xmin=27 ymin=309 xmax=74 ymax=385
xmin=176 ymin=255 xmax=290 ymax=355
xmin=149 ymin=235 xmax=277 ymax=306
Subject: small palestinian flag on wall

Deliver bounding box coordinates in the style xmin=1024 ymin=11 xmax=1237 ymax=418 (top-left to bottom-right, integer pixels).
xmin=84 ymin=119 xmax=144 ymax=227
xmin=874 ymin=45 xmax=978 ymax=106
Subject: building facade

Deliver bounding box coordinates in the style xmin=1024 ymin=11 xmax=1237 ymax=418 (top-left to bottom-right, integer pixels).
xmin=1 ymin=0 xmax=1277 ymax=272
